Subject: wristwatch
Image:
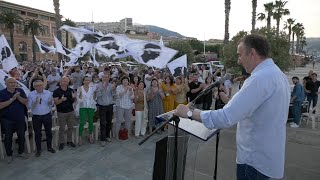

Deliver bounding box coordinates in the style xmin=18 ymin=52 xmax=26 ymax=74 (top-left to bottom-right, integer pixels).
xmin=187 ymin=109 xmax=194 ymax=120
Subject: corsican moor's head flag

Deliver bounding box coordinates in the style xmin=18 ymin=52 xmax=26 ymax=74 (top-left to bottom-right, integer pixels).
xmin=126 ymin=41 xmax=177 ymax=69
xmin=167 ymin=54 xmax=188 ymax=77
xmin=94 ymin=33 xmax=131 ymax=59
xmin=0 ymin=69 xmax=30 ymax=95
xmin=0 ymin=35 xmax=19 ymax=72
xmin=54 ymin=36 xmax=80 ymax=57
xmin=60 ymin=25 xmax=103 ymax=56
xmin=34 ymin=36 xmax=56 ymax=54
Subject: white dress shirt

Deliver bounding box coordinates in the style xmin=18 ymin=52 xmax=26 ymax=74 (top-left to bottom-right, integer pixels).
xmin=200 ymin=59 xmax=290 ymax=178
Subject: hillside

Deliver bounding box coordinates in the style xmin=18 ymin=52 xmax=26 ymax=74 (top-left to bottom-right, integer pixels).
xmin=306 ymin=37 xmax=320 ymax=52
xmin=147 ymin=25 xmax=185 ymax=38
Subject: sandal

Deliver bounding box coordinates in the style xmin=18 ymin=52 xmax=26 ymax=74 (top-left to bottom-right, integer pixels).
xmin=88 ymin=135 xmax=94 ymax=144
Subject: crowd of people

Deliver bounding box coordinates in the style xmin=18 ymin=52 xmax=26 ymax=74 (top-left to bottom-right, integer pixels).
xmin=0 ymin=59 xmax=236 ymax=163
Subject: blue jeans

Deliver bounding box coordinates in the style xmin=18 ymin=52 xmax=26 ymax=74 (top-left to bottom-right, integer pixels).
xmin=292 ymin=101 xmax=302 ymax=125
xmin=237 ymin=164 xmax=269 ymax=180
xmin=307 ymin=95 xmax=318 ymax=108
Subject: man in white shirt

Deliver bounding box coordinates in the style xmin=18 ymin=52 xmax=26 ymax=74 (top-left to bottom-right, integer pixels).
xmin=174 ymin=34 xmax=291 ymax=180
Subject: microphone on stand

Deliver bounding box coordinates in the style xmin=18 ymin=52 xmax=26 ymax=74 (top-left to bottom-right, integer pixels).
xmin=191 ymin=81 xmax=221 ymax=105
xmin=203 ymin=81 xmax=221 ymax=93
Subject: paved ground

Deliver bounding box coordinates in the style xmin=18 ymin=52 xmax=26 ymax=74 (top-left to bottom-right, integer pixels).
xmin=0 ymin=63 xmax=320 ymax=180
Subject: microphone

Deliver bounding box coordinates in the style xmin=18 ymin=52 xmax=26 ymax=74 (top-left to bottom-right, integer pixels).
xmin=203 ymin=81 xmax=220 ymax=94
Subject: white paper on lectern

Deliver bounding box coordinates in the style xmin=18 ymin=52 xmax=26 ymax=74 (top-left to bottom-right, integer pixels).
xmin=156 ymin=111 xmax=219 ymax=141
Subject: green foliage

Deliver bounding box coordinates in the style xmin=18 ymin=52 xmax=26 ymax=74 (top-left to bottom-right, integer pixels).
xmin=0 ymin=11 xmax=23 ymax=51
xmin=222 ymin=28 xmax=292 ymax=74
xmin=167 ymin=40 xmax=194 ymax=64
xmin=223 ymin=31 xmax=248 ymax=73
xmin=256 ymin=27 xmax=292 ymax=70
xmin=206 ymin=44 xmax=223 ymax=58
xmin=187 ymin=39 xmax=223 ymax=57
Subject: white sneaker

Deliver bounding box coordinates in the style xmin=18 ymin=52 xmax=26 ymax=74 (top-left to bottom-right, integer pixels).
xmin=290 ymin=123 xmax=299 ymax=128
xmin=100 ymin=141 xmax=106 ymax=147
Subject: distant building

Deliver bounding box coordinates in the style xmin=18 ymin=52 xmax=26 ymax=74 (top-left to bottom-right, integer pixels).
xmin=76 ymin=17 xmax=149 ymax=35
xmin=0 ymin=0 xmax=64 ymax=62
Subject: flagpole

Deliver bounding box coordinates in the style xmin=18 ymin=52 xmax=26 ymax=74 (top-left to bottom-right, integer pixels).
xmin=203 ymin=32 xmax=206 ymax=55
xmin=91 ymin=11 xmax=96 ymax=65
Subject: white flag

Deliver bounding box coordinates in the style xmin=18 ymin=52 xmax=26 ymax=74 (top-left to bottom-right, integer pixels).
xmin=54 ymin=36 xmax=80 ymax=57
xmin=60 ymin=60 xmax=63 ymax=73
xmin=65 ymin=54 xmax=79 ymax=66
xmin=0 ymin=69 xmax=30 ymax=95
xmin=89 ymin=49 xmax=99 ymax=67
xmin=60 ymin=25 xmax=103 ymax=56
xmin=167 ymin=54 xmax=187 ymax=77
xmin=0 ymin=35 xmax=19 ymax=72
xmin=94 ymin=33 xmax=132 ymax=59
xmin=34 ymin=36 xmax=56 ymax=54
xmin=126 ymin=41 xmax=177 ymax=69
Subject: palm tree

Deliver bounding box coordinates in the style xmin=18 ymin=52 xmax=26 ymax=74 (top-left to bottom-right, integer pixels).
xmin=291 ymin=23 xmax=303 ymax=54
xmin=0 ymin=11 xmax=23 ymax=51
xmin=53 ymin=0 xmax=62 ymax=60
xmin=62 ymin=18 xmax=76 ymax=48
xmin=23 ymin=19 xmax=44 ymax=62
xmin=251 ymin=0 xmax=257 ymax=33
xmin=224 ymin=0 xmax=231 ymax=44
xmin=257 ymin=2 xmax=274 ymax=30
xmin=300 ymin=36 xmax=307 ymax=53
xmin=273 ymin=0 xmax=290 ymax=35
xmin=283 ymin=18 xmax=295 ymax=43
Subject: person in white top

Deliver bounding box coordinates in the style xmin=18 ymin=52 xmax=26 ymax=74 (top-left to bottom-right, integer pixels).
xmin=223 ymin=73 xmax=232 ymax=98
xmin=47 ymin=69 xmax=61 ymax=92
xmin=76 ymin=76 xmax=97 ymax=145
xmin=174 ymin=34 xmax=290 ymax=180
xmin=115 ymin=76 xmax=134 ymax=139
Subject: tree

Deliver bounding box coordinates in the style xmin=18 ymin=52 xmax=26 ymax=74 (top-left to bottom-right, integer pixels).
xmin=23 ymin=19 xmax=44 ymax=62
xmin=283 ymin=18 xmax=295 ymax=43
xmin=257 ymin=2 xmax=274 ymax=30
xmin=223 ymin=28 xmax=292 ymax=73
xmin=53 ymin=0 xmax=62 ymax=60
xmin=300 ymin=36 xmax=307 ymax=53
xmin=0 ymin=11 xmax=23 ymax=51
xmin=223 ymin=31 xmax=248 ymax=73
xmin=62 ymin=18 xmax=76 ymax=48
xmin=224 ymin=0 xmax=231 ymax=44
xmin=251 ymin=0 xmax=257 ymax=33
xmin=256 ymin=27 xmax=292 ymax=70
xmin=167 ymin=40 xmax=194 ymax=65
xmin=188 ymin=39 xmax=204 ymax=52
xmin=292 ymin=23 xmax=304 ymax=54
xmin=273 ymin=0 xmax=290 ymax=36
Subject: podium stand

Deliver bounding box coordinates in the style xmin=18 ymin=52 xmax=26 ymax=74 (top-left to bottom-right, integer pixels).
xmin=150 ymin=112 xmax=220 ymax=180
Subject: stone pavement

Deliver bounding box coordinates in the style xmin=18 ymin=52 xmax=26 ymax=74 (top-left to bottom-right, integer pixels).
xmin=0 ymin=62 xmax=320 ymax=180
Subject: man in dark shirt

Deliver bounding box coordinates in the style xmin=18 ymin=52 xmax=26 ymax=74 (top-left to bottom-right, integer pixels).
xmin=53 ymin=76 xmax=76 ymax=150
xmin=0 ymin=77 xmax=28 ymax=164
xmin=305 ymin=73 xmax=320 ymax=109
xmin=188 ymin=74 xmax=204 ymax=109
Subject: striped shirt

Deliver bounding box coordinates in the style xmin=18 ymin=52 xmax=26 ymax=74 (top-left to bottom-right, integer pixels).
xmin=116 ymin=85 xmax=134 ymax=109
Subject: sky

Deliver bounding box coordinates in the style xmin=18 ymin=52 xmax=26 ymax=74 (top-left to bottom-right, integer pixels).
xmin=4 ymin=0 xmax=320 ymax=40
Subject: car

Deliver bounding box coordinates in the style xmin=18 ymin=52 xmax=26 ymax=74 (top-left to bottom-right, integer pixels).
xmin=209 ymin=61 xmax=224 ymax=70
xmin=191 ymin=62 xmax=211 ymax=70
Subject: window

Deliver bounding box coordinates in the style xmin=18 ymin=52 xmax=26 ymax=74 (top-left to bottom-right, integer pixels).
xmin=27 ymin=12 xmax=38 ymax=18
xmin=42 ymin=25 xmax=49 ymax=36
xmin=39 ymin=15 xmax=49 ymax=20
xmin=21 ymin=11 xmax=26 ymax=15
xmin=50 ymin=17 xmax=56 ymax=21
xmin=18 ymin=42 xmax=28 ymax=53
